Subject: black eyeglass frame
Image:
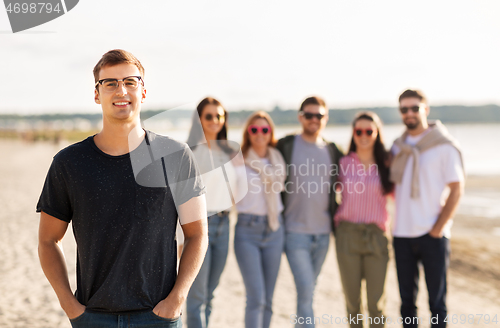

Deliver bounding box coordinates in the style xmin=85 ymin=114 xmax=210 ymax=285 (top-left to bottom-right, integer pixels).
xmin=94 ymin=76 xmax=144 ymax=91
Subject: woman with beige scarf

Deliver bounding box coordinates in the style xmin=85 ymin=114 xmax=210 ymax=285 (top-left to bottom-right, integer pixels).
xmin=234 ymin=111 xmax=286 ymax=328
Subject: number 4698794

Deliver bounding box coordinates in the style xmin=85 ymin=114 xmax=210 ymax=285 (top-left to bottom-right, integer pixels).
xmin=444 ymin=314 xmax=498 ymax=325
xmin=6 ymin=3 xmax=61 ymax=14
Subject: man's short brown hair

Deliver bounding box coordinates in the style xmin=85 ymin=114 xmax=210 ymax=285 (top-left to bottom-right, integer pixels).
xmin=93 ymin=49 xmax=145 ymax=83
xmin=399 ymin=89 xmax=427 ymax=104
xmin=299 ymin=96 xmax=327 ymax=112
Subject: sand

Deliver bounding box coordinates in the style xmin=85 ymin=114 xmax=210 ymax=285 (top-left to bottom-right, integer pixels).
xmin=0 ymin=139 xmax=499 ymax=328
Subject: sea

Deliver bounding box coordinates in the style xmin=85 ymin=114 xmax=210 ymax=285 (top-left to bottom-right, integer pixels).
xmin=154 ymin=123 xmax=500 ymax=222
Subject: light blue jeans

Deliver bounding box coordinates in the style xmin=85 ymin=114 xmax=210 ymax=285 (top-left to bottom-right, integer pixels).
xmin=186 ymin=213 xmax=229 ymax=328
xmin=285 ymin=232 xmax=330 ymax=328
xmin=234 ymin=213 xmax=285 ymax=328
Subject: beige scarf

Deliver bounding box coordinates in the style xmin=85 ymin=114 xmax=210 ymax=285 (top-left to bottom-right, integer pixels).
xmin=245 ymin=147 xmax=286 ymax=231
xmin=390 ymin=120 xmax=464 ymax=198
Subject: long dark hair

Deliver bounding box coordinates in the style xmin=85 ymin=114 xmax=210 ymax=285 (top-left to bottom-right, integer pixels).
xmin=348 ymin=111 xmax=393 ymax=194
xmin=186 ymin=97 xmax=232 ymax=153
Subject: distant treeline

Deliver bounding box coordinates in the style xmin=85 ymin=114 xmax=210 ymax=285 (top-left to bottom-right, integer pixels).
xmin=243 ymin=104 xmax=500 ymax=126
xmin=1 ymin=104 xmax=499 ymax=128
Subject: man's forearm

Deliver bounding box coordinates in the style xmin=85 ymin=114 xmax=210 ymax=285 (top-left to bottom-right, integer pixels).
xmin=38 ymin=241 xmax=80 ymax=312
xmin=432 ymin=183 xmax=464 ymax=234
xmin=155 ymin=195 xmax=208 ymax=317
xmin=169 ymin=232 xmax=208 ymax=302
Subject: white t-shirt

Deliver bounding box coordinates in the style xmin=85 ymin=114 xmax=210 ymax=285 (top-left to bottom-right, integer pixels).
xmin=177 ymin=145 xmax=247 ymax=246
xmin=391 ymin=132 xmax=464 ymax=238
xmin=235 ymin=158 xmax=284 ymax=216
xmin=191 ymin=144 xmax=239 ymax=213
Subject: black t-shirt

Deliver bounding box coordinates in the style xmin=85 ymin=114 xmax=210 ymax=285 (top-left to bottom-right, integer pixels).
xmin=36 ymin=130 xmax=205 ymax=313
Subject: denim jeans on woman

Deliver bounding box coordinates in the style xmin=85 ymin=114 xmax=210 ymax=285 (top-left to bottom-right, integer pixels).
xmin=70 ymin=310 xmax=181 ymax=328
xmin=285 ymin=232 xmax=330 ymax=328
xmin=234 ymin=213 xmax=285 ymax=328
xmin=186 ymin=212 xmax=229 ymax=328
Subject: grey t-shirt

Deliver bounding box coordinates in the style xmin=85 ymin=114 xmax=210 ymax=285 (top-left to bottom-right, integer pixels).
xmin=283 ymin=135 xmax=332 ymax=234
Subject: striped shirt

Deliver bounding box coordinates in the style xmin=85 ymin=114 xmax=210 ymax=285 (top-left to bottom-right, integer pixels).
xmin=333 ymin=152 xmax=389 ymax=231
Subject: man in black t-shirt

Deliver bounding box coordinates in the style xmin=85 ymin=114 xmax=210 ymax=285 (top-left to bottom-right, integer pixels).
xmin=37 ymin=49 xmax=208 ymax=327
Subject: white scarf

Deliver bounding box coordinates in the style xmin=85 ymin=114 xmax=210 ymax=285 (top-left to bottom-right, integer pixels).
xmin=244 ymin=147 xmax=286 ymax=231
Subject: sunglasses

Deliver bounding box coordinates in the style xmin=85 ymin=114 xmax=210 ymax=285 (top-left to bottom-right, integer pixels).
xmin=248 ymin=125 xmax=271 ymax=135
xmin=204 ymin=113 xmax=225 ymax=122
xmin=300 ymin=112 xmax=325 ymax=120
xmin=354 ymin=128 xmax=374 ymax=137
xmin=399 ymin=105 xmax=420 ymax=114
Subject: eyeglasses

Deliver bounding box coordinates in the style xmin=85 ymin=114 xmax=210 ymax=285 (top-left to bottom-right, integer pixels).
xmin=248 ymin=125 xmax=271 ymax=135
xmin=354 ymin=128 xmax=374 ymax=137
xmin=399 ymin=105 xmax=421 ymax=114
xmin=204 ymin=113 xmax=225 ymax=122
xmin=95 ymin=76 xmax=144 ymax=92
xmin=300 ymin=112 xmax=325 ymax=120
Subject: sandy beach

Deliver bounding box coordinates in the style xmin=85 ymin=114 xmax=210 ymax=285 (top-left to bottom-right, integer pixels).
xmin=0 ymin=139 xmax=499 ymax=328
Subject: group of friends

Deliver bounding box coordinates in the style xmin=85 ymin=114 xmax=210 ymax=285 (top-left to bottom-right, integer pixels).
xmin=37 ymin=49 xmax=465 ymax=328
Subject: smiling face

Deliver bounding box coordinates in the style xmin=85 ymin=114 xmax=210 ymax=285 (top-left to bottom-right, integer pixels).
xmin=248 ymin=118 xmax=272 ymax=149
xmin=399 ymin=96 xmax=429 ymax=131
xmin=353 ymin=118 xmax=378 ymax=151
xmin=94 ymin=63 xmax=146 ymax=124
xmin=299 ymin=104 xmax=328 ymax=136
xmin=200 ymin=104 xmax=225 ymax=139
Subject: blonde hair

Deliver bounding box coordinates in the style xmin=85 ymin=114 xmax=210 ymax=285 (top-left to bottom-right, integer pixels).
xmin=241 ymin=111 xmax=277 ymax=156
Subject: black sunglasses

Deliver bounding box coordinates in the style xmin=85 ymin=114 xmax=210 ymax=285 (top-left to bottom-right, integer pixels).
xmin=301 ymin=112 xmax=325 ymax=120
xmin=204 ymin=113 xmax=225 ymax=122
xmin=399 ymin=106 xmax=420 ymax=114
xmin=354 ymin=128 xmax=374 ymax=137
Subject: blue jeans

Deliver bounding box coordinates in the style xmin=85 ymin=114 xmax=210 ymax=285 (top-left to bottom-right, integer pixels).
xmin=186 ymin=213 xmax=229 ymax=328
xmin=69 ymin=310 xmax=181 ymax=327
xmin=234 ymin=213 xmax=285 ymax=328
xmin=285 ymin=232 xmax=330 ymax=328
xmin=393 ymin=234 xmax=450 ymax=328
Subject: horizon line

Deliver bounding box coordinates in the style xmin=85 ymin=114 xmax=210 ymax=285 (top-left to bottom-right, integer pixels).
xmin=1 ymin=103 xmax=500 ymax=117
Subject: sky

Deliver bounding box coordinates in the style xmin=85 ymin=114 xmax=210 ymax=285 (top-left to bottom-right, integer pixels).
xmin=0 ymin=0 xmax=499 ymax=114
